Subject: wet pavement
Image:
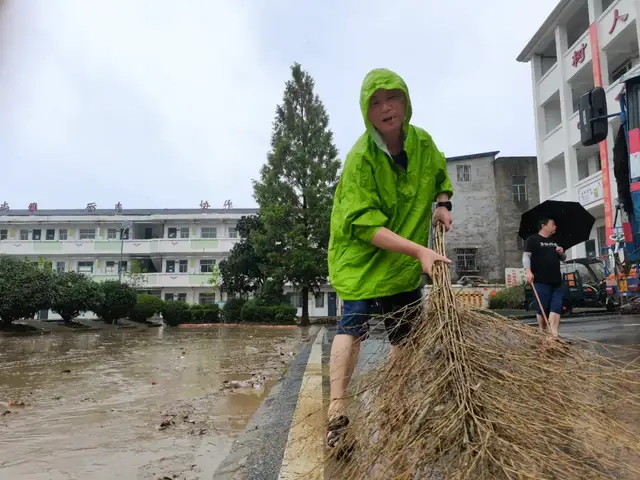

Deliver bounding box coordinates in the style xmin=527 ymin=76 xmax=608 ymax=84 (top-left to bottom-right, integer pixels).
xmin=214 ymin=313 xmax=640 ymax=480
xmin=0 ymin=325 xmax=313 ymax=480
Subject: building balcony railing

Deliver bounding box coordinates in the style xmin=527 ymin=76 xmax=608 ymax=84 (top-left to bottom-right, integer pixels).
xmin=537 ymin=63 xmax=560 ymax=105
xmin=597 ymin=0 xmax=637 ymax=52
xmin=92 ymin=273 xmax=214 ymax=288
xmin=564 ymin=30 xmax=591 ymax=83
xmin=0 ymin=237 xmax=240 ymax=257
xmin=542 ymin=124 xmax=564 ymax=161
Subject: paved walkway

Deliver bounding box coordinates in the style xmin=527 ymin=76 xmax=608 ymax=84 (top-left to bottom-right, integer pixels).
xmin=213 ymin=315 xmax=640 ymax=479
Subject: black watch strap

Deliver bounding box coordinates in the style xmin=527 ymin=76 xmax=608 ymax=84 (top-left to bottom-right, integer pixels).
xmin=436 ymin=201 xmax=452 ymax=211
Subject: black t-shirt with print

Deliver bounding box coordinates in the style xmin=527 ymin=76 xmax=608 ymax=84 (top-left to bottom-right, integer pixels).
xmin=525 ymin=233 xmax=562 ymax=285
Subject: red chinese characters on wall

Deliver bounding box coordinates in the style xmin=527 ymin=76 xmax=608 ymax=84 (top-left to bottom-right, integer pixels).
xmin=609 ymin=9 xmax=629 ymax=35
xmin=115 ymin=202 xmax=123 ymax=212
xmin=86 ymin=202 xmax=96 ymax=213
xmin=200 ymin=200 xmax=210 ymax=210
xmin=28 ymin=202 xmax=38 ymax=213
xmin=572 ymin=43 xmax=588 ymax=68
xmin=0 ymin=201 xmax=9 ymax=212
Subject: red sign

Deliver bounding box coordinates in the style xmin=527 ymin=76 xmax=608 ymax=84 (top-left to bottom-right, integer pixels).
xmin=200 ymin=200 xmax=210 ymax=210
xmin=609 ymin=9 xmax=628 ymax=34
xmin=572 ymin=43 xmax=588 ymax=67
xmin=0 ymin=201 xmax=8 ymax=212
xmin=28 ymin=202 xmax=38 ymax=213
xmin=115 ymin=202 xmax=123 ymax=212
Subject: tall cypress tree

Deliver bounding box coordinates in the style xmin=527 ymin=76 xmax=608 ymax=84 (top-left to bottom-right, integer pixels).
xmin=253 ymin=62 xmax=341 ymax=325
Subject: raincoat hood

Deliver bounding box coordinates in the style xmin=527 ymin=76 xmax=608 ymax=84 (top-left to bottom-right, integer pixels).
xmin=359 ymin=68 xmax=413 ymax=153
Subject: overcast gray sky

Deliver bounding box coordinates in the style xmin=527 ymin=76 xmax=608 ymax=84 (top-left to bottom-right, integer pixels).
xmin=0 ymin=0 xmax=559 ymax=210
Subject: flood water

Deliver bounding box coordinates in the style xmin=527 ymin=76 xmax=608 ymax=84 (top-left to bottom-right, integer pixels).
xmin=0 ymin=325 xmax=312 ymax=479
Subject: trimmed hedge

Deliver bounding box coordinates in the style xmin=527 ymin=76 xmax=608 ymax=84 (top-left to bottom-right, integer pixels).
xmin=223 ymin=297 xmax=246 ymax=323
xmin=130 ymin=294 xmax=164 ymax=323
xmin=161 ymin=301 xmax=192 ymax=326
xmin=488 ymin=284 xmax=526 ymax=310
xmin=190 ymin=304 xmax=220 ymax=324
xmin=240 ymin=299 xmax=297 ymax=325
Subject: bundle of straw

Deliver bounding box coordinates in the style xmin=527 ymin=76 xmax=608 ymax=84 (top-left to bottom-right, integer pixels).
xmin=333 ymin=223 xmax=640 ymax=479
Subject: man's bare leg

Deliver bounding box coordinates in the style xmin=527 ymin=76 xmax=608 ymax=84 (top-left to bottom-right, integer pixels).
xmin=548 ymin=312 xmax=561 ymax=337
xmin=536 ymin=314 xmax=548 ymax=333
xmin=328 ymin=334 xmax=361 ymax=420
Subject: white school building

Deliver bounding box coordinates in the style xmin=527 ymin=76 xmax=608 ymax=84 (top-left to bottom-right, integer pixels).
xmin=517 ymin=0 xmax=640 ymax=258
xmin=0 ymin=205 xmax=337 ymax=319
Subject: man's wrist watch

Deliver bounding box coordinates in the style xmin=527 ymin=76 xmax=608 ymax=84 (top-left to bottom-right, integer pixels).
xmin=436 ymin=201 xmax=452 ymax=211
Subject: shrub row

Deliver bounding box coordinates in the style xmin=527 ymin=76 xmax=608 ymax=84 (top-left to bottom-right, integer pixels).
xmin=488 ymin=284 xmax=526 ymax=310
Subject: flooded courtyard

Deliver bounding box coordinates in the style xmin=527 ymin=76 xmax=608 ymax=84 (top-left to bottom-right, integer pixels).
xmin=0 ymin=325 xmax=313 ymax=479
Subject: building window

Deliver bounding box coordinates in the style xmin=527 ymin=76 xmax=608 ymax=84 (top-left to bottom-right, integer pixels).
xmin=107 ymin=229 xmax=118 ymax=240
xmin=32 ymin=229 xmax=41 ymax=241
xmin=79 ymin=228 xmax=95 ymax=240
xmin=229 ymin=228 xmax=238 ymax=239
xmin=199 ymin=293 xmax=216 ymax=305
xmin=168 ymin=228 xmax=177 ymax=239
xmin=77 ymin=261 xmax=94 ymax=275
xmin=512 ymin=176 xmax=527 ymax=202
xmin=106 ymin=260 xmax=128 ymax=275
xmin=59 ymin=229 xmax=68 ymax=240
xmin=315 ymin=292 xmax=325 ymax=308
xmin=20 ymin=229 xmax=28 ymax=241
xmin=180 ymin=228 xmax=190 ymax=239
xmin=165 ymin=293 xmax=174 ymax=302
xmin=0 ymin=229 xmax=7 ymax=240
xmin=56 ymin=262 xmax=66 ymax=273
xmin=46 ymin=229 xmax=55 ymax=241
xmin=201 ymin=227 xmax=217 ymax=239
xmin=166 ymin=260 xmax=176 ymax=273
xmin=179 ymin=260 xmax=188 ymax=273
xmin=200 ymin=259 xmax=216 ymax=273
xmin=177 ymin=293 xmax=187 ymax=302
xmin=288 ymin=293 xmax=303 ymax=308
xmin=455 ymin=248 xmax=478 ymax=272
xmin=456 ymin=164 xmax=471 ymax=183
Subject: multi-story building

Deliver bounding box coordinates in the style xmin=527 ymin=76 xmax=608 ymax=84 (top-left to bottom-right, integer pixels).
xmin=0 ymin=204 xmax=336 ymax=319
xmin=517 ymin=0 xmax=637 ymax=258
xmin=445 ymin=152 xmax=539 ymax=282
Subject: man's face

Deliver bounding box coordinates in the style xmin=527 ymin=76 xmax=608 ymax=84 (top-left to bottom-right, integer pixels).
xmin=367 ymin=89 xmax=406 ymax=136
xmin=543 ymin=219 xmax=557 ymax=234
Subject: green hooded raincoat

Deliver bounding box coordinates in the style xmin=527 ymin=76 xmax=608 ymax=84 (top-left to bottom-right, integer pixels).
xmin=328 ymin=69 xmax=454 ymax=301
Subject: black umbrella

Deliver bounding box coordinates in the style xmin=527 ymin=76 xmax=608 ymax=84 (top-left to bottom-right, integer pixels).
xmin=518 ymin=200 xmax=596 ymax=250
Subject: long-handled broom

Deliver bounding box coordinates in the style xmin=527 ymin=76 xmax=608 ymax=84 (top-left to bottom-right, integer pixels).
xmin=334 ymin=223 xmax=640 ymax=479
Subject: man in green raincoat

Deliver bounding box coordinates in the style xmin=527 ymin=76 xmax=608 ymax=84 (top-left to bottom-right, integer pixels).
xmin=326 ymin=68 xmax=454 ymax=452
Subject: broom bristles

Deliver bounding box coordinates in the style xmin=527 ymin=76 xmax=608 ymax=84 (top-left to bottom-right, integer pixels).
xmin=333 ymin=223 xmax=640 ymax=479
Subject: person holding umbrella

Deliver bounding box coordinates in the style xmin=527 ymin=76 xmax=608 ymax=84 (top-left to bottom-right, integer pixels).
xmin=518 ymin=200 xmax=596 ymax=337
xmin=523 ymin=217 xmax=566 ymax=336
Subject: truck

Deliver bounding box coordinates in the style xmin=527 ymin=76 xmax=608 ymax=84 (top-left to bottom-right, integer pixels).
xmin=579 ymin=70 xmax=640 ymax=308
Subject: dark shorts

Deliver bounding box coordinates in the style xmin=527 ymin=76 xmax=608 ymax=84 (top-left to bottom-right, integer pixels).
xmin=534 ymin=282 xmax=564 ymax=315
xmin=336 ymin=288 xmax=422 ymax=346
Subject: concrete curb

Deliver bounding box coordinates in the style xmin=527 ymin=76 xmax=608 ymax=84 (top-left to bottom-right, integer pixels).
xmin=213 ymin=330 xmax=320 ymax=480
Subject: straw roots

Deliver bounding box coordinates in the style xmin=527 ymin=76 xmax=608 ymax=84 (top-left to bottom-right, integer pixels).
xmin=333 ymin=224 xmax=640 ymax=479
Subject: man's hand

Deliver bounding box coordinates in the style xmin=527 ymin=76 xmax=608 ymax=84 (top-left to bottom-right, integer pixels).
xmin=433 ymin=207 xmax=452 ymax=232
xmin=417 ymin=246 xmax=451 ymax=276
xmin=556 ymin=246 xmax=564 ymax=255
xmin=525 ymin=269 xmax=534 ymax=285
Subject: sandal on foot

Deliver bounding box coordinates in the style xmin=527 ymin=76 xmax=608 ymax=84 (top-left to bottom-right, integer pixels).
xmin=326 ymin=415 xmax=355 ymax=460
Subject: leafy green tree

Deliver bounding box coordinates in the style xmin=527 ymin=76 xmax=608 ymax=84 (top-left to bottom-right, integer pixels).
xmin=124 ymin=260 xmax=148 ymax=291
xmin=93 ymin=280 xmax=137 ymax=324
xmin=253 ymin=62 xmax=341 ymax=325
xmin=218 ymin=214 xmax=267 ymax=295
xmin=0 ymin=256 xmax=54 ymax=327
xmin=51 ymin=271 xmax=102 ymax=323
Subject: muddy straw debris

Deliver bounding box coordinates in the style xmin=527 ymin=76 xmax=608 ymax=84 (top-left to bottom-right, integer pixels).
xmin=334 ymin=223 xmax=640 ymax=479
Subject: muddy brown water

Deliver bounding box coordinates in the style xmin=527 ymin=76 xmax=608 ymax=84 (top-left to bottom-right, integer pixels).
xmin=0 ymin=325 xmax=313 ymax=479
